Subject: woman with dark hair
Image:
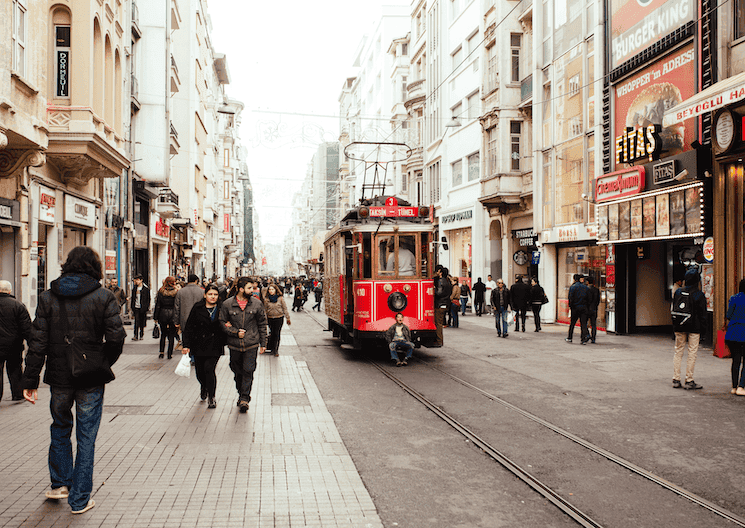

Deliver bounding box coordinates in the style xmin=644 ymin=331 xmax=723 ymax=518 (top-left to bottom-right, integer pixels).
xmin=292 ymin=283 xmax=304 ymax=312
xmin=725 ymin=278 xmax=745 ymax=395
xmin=530 ymin=278 xmax=546 ymax=332
xmin=182 ymin=284 xmax=225 ymax=408
xmin=263 ymin=284 xmax=291 ymax=356
xmin=153 ymin=276 xmax=179 ymax=359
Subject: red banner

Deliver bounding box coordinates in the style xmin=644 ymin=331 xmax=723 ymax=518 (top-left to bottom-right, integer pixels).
xmin=224 ymin=213 xmax=230 ymax=233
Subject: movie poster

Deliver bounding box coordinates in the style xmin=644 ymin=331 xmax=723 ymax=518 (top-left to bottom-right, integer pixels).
xmin=643 ymin=197 xmax=656 ymax=238
xmin=619 ymin=201 xmax=631 ymax=240
xmin=656 ymin=194 xmax=670 ymax=236
xmin=630 ymin=199 xmax=643 ymax=238
xmin=609 ymin=203 xmax=619 ymax=241
xmin=598 ymin=206 xmax=608 ymax=241
xmin=670 ymin=190 xmax=685 ymax=235
xmin=685 ymin=186 xmax=701 ymax=234
xmin=614 ymin=43 xmax=696 ymax=166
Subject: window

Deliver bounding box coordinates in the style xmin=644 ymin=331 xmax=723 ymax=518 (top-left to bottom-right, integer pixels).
xmin=402 ymin=43 xmax=408 ymax=55
xmin=486 ymin=44 xmax=498 ymax=92
xmin=511 ymin=34 xmax=522 ymax=83
xmin=12 ymin=0 xmax=27 ymax=77
xmin=402 ymin=76 xmax=407 ymax=102
xmin=55 ymin=25 xmax=71 ymax=97
xmin=467 ymin=31 xmax=479 ymax=54
xmin=488 ymin=127 xmax=498 ymax=176
xmin=223 ymin=148 xmax=230 ymax=167
xmin=452 ymin=159 xmax=463 ymax=186
xmin=737 ymin=0 xmax=745 ymax=39
xmin=467 ymin=92 xmax=479 ymax=119
xmin=429 ymin=161 xmax=441 ymax=203
xmin=510 ymin=121 xmax=522 ymax=171
xmin=451 ymin=102 xmax=462 ymax=121
xmin=467 ymin=152 xmax=480 ymax=181
xmin=452 ymin=46 xmax=462 ymax=71
xmin=223 ymin=180 xmax=230 ymax=200
xmin=568 ymin=73 xmax=580 ymax=96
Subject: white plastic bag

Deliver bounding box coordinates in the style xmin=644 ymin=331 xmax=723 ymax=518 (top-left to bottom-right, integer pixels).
xmin=175 ymin=354 xmax=191 ymax=378
xmin=506 ymin=310 xmax=516 ymax=327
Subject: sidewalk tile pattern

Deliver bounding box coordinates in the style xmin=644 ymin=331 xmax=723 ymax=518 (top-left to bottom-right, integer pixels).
xmin=0 ymin=331 xmax=382 ymax=528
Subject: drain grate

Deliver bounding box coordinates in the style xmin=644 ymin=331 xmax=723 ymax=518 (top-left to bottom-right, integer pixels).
xmin=271 ymin=393 xmax=310 ymax=406
xmin=127 ymin=363 xmax=166 ymax=371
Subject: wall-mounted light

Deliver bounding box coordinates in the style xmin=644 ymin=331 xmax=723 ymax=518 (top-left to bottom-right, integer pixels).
xmin=673 ymin=169 xmax=688 ymax=181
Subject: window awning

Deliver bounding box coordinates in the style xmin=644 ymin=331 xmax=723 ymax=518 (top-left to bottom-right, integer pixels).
xmin=663 ymin=71 xmax=745 ymax=127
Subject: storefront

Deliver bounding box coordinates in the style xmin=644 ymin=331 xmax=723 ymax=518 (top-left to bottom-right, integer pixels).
xmin=36 ymin=186 xmax=58 ymax=296
xmin=596 ymin=148 xmax=713 ymax=336
xmin=151 ymin=215 xmax=170 ymax=288
xmin=0 ymin=198 xmax=21 ymax=294
xmin=63 ymin=194 xmax=96 ymax=261
xmin=439 ymin=207 xmax=473 ymax=286
xmin=510 ymin=219 xmax=537 ymax=283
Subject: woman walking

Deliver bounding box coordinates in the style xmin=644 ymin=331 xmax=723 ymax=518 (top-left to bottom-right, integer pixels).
xmin=530 ymin=278 xmax=546 ymax=332
xmin=449 ymin=276 xmax=460 ymax=328
xmin=153 ymin=276 xmax=179 ymax=358
xmin=725 ymin=279 xmax=745 ymax=395
xmin=292 ymin=283 xmax=304 ymax=312
xmin=182 ymin=284 xmax=225 ymax=408
xmin=263 ymin=284 xmax=291 ymax=356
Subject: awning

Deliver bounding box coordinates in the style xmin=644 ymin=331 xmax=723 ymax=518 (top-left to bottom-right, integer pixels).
xmin=663 ymin=71 xmax=745 ymax=127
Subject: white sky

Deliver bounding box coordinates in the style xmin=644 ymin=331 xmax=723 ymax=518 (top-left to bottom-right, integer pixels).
xmin=209 ymin=0 xmax=410 ymax=247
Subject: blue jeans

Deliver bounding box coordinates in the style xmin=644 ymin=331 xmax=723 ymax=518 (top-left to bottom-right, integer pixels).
xmin=389 ymin=339 xmax=415 ymax=360
xmin=49 ymin=385 xmax=104 ymax=511
xmin=460 ymin=296 xmax=468 ymax=315
xmin=495 ymin=307 xmax=509 ymax=334
xmin=449 ymin=303 xmax=459 ymax=327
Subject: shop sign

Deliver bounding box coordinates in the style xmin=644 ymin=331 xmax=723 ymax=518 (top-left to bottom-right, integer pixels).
xmin=64 ymin=195 xmax=96 ymax=228
xmin=0 ymin=204 xmax=11 ymax=220
xmin=440 ymin=208 xmax=473 ymax=224
xmin=154 ymin=218 xmax=170 ymax=238
xmin=105 ymin=250 xmax=117 ymax=272
xmin=558 ymin=224 xmax=579 ymax=242
xmin=666 ymin=83 xmax=745 ymax=125
xmin=614 ymin=43 xmax=696 ymax=164
xmin=596 ymin=167 xmax=645 ymax=202
xmin=615 ymin=125 xmax=662 ymax=164
xmin=653 ymin=160 xmax=675 ymax=184
xmin=532 ymin=251 xmax=541 ymax=265
xmin=606 ymin=264 xmax=616 ymax=288
xmin=513 ymin=250 xmax=529 ymax=265
xmin=610 ymin=0 xmax=694 ymax=70
xmin=703 ymin=237 xmax=714 ymax=262
xmin=39 ymin=189 xmax=56 ymax=223
xmin=193 ymin=208 xmax=199 ymax=226
xmin=512 ymin=228 xmax=537 ymax=247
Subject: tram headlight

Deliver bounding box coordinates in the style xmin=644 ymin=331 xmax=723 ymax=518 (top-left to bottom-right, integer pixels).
xmin=359 ymin=206 xmax=370 ymax=218
xmin=418 ymin=206 xmax=429 ymax=217
xmin=388 ymin=291 xmax=407 ymax=312
xmin=383 ymin=283 xmax=393 ymax=293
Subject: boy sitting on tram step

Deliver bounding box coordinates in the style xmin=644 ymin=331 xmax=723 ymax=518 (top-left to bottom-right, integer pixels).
xmin=386 ymin=313 xmax=415 ymax=366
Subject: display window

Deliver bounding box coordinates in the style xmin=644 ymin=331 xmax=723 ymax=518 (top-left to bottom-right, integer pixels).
xmin=447 ymin=227 xmax=472 ymax=285
xmin=557 ymin=245 xmax=608 ymax=329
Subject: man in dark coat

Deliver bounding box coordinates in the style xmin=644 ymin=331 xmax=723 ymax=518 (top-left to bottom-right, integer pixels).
xmin=175 ymin=274 xmax=204 ymax=332
xmin=23 ymin=246 xmax=125 ymax=515
xmin=566 ymin=274 xmax=590 ymax=344
xmin=671 ymin=268 xmax=708 ymax=390
xmin=491 ymin=278 xmax=512 ymax=337
xmin=0 ymin=280 xmax=33 ymax=401
xmin=587 ymin=276 xmax=601 ymax=343
xmin=130 ymin=274 xmax=150 ymax=340
xmin=472 ymin=278 xmax=486 ymax=316
xmin=510 ymin=276 xmax=531 ymax=332
xmin=433 ymin=265 xmax=451 ymax=347
xmin=220 ymin=277 xmax=267 ymax=413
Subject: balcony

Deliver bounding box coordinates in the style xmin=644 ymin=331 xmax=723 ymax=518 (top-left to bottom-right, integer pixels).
xmin=169 ymin=121 xmax=179 ymax=154
xmin=520 ymin=74 xmax=533 ymax=103
xmin=404 ymin=78 xmax=426 ymax=110
xmin=131 ymin=74 xmax=140 ymax=112
xmin=170 ymin=55 xmax=180 ymax=93
xmin=131 ymin=1 xmax=142 ymax=39
xmin=479 ymin=173 xmax=526 ymax=208
xmin=156 ymin=188 xmax=179 ymax=217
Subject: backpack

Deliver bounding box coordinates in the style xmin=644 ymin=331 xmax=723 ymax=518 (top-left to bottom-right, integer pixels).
xmin=671 ymin=289 xmax=693 ymax=329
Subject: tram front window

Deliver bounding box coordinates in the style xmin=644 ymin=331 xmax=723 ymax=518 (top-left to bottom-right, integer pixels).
xmin=378 ymin=235 xmax=417 ymax=277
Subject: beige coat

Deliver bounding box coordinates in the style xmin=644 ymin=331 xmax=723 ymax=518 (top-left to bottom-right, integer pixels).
xmin=264 ymin=295 xmax=291 ymax=322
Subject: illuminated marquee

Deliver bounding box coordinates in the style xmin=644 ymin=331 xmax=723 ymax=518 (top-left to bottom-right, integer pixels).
xmin=595 ymin=167 xmax=646 ymax=203
xmin=615 ymin=125 xmax=662 ymax=164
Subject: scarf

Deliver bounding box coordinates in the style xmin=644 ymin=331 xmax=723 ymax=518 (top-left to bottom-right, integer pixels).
xmin=268 ymin=293 xmax=280 ymax=303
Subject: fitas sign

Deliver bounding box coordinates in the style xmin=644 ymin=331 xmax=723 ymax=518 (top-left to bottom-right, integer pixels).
xmin=615 ymin=125 xmax=662 ymax=164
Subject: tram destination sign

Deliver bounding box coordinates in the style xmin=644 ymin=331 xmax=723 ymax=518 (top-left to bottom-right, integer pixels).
xmin=369 ymin=206 xmax=418 ymax=217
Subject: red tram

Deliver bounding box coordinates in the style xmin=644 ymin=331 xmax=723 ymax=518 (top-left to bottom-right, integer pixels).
xmin=323 ymin=195 xmax=437 ymax=348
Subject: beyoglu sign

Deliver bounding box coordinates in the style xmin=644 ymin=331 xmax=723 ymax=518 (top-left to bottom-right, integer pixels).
xmin=595 ymin=167 xmax=645 ymax=203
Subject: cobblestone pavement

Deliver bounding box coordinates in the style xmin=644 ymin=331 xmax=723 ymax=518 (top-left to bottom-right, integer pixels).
xmin=0 ymin=326 xmax=382 ymax=528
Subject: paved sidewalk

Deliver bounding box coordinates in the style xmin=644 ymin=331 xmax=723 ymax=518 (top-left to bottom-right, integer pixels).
xmin=0 ymin=327 xmax=382 ymax=528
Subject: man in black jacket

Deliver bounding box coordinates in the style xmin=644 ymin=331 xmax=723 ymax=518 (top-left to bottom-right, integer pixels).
xmin=587 ymin=276 xmax=601 ymax=343
xmin=0 ymin=280 xmax=33 ymax=401
xmin=130 ymin=274 xmax=150 ymax=340
xmin=566 ymin=274 xmax=590 ymax=344
xmin=433 ymin=265 xmax=451 ymax=347
xmin=23 ymin=246 xmax=125 ymax=515
xmin=472 ymin=278 xmax=486 ymax=316
xmin=672 ymin=268 xmax=708 ymax=390
xmin=510 ymin=276 xmax=531 ymax=332
xmin=491 ymin=279 xmax=512 ymax=337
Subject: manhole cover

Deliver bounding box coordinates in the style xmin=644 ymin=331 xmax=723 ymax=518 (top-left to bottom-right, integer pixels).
xmin=271 ymin=393 xmax=310 ymax=406
xmin=487 ymin=353 xmax=519 ymax=359
xmin=103 ymin=406 xmax=152 ymax=415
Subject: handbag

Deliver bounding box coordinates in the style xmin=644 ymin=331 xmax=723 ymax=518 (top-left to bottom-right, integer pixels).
xmin=715 ymin=324 xmax=731 ymax=359
xmin=152 ymin=323 xmax=160 ymax=339
xmin=542 ymin=294 xmax=549 ymax=305
xmin=57 ymin=295 xmax=113 ymax=382
xmin=452 ymin=298 xmax=461 ymax=307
